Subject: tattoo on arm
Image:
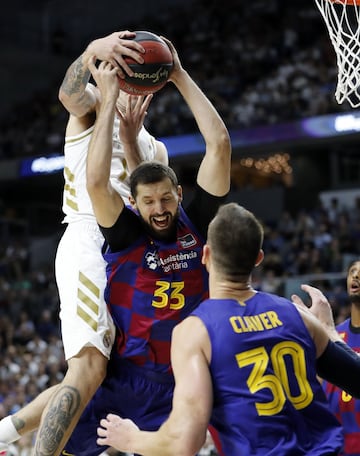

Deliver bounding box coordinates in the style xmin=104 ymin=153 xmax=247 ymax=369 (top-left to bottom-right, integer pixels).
xmin=12 ymin=416 xmax=25 ymax=432
xmin=60 ymin=55 xmax=91 ymax=97
xmin=34 ymin=385 xmax=81 ymax=456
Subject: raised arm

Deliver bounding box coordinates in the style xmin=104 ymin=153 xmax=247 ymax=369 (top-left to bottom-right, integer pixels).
xmin=116 ymin=94 xmax=160 ymax=173
xmin=85 ymin=59 xmax=126 ymax=227
xmin=293 ymin=284 xmax=360 ymax=398
xmin=96 ymin=317 xmax=213 ymax=455
xmin=292 ymin=284 xmax=344 ymax=343
xmin=58 ymin=31 xmax=145 ymax=118
xmin=164 ymin=38 xmax=231 ymax=197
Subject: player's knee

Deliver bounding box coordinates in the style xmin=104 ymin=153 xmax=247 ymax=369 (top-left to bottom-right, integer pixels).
xmin=67 ymin=347 xmax=108 ymax=388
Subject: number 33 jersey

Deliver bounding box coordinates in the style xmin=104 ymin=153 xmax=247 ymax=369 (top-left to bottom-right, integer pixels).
xmin=103 ymin=206 xmax=208 ymax=376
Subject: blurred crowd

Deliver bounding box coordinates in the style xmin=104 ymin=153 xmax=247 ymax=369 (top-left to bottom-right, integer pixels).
xmin=0 ymin=0 xmax=350 ymax=160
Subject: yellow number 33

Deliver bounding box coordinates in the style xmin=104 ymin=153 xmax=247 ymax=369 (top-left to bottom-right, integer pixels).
xmin=152 ymin=280 xmax=185 ymax=310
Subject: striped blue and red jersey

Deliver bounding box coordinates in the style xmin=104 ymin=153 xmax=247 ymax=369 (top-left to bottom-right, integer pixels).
xmin=323 ymin=318 xmax=360 ymax=456
xmin=192 ymin=292 xmax=343 ymax=455
xmin=103 ymin=206 xmax=208 ymax=375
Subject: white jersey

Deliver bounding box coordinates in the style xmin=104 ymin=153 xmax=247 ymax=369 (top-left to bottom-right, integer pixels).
xmin=57 ymin=117 xmax=160 ymax=360
xmin=61 ymin=117 xmax=158 ymax=224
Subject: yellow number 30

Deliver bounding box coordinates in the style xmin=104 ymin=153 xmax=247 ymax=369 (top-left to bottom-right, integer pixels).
xmin=152 ymin=280 xmax=185 ymax=310
xmin=236 ymin=342 xmax=314 ymax=416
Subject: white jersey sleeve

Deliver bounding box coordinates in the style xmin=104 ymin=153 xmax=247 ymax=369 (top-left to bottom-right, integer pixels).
xmin=61 ymin=118 xmax=158 ymax=224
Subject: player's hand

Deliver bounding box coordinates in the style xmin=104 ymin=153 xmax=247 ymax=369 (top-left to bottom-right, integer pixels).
xmin=160 ymin=37 xmax=182 ymax=82
xmin=117 ymin=94 xmax=153 ymax=145
xmin=292 ymin=284 xmax=337 ymax=334
xmin=97 ymin=413 xmax=139 ymax=453
xmin=88 ymin=58 xmax=119 ymax=103
xmin=86 ymin=31 xmax=145 ymax=78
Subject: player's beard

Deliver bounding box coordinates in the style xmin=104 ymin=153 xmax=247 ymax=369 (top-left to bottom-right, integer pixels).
xmin=349 ymin=292 xmax=360 ymax=306
xmin=140 ymin=206 xmax=180 ymax=242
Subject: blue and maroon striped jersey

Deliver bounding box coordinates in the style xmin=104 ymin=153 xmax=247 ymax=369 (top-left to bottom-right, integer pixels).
xmin=104 ymin=206 xmax=208 ymax=375
xmin=323 ymin=318 xmax=360 ymax=456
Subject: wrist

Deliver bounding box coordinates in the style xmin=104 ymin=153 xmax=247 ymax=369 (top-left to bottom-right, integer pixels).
xmin=169 ymin=67 xmax=187 ymax=85
xmin=100 ymin=98 xmax=117 ymax=112
xmin=122 ymin=139 xmax=138 ymax=147
xmin=83 ymin=39 xmax=102 ymax=65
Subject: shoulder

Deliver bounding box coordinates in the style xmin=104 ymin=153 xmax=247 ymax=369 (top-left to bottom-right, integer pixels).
xmin=173 ymin=315 xmax=210 ymax=349
xmin=154 ymin=140 xmax=168 ymax=165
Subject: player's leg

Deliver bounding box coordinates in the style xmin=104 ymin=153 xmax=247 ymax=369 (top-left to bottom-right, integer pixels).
xmin=33 ymin=346 xmax=108 ymax=456
xmin=31 ymin=223 xmax=115 ymax=456
xmin=0 ymin=384 xmax=59 ymax=447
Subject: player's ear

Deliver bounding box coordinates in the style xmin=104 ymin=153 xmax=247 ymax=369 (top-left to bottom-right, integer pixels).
xmin=129 ymin=195 xmax=136 ymax=209
xmin=255 ymin=249 xmax=264 ymax=267
xmin=177 ymin=185 xmax=183 ymax=203
xmin=202 ymin=244 xmax=210 ymax=269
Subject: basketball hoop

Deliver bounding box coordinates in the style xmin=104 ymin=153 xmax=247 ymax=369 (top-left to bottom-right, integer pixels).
xmin=315 ymin=0 xmax=360 ymax=107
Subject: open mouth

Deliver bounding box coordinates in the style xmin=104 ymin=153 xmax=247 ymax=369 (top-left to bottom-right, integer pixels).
xmin=152 ymin=214 xmax=170 ymax=229
xmin=350 ymin=280 xmax=360 ymax=294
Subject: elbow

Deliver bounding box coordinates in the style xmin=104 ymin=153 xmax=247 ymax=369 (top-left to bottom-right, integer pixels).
xmin=164 ymin=429 xmax=205 ymax=456
xmin=213 ymin=128 xmax=232 ymax=160
xmin=58 ymin=87 xmax=75 ymax=113
xmin=166 ymin=440 xmax=201 ymax=456
xmin=58 ymin=87 xmax=86 ymax=116
xmin=221 ymin=129 xmax=232 ymax=157
xmin=58 ymin=86 xmax=69 ymax=107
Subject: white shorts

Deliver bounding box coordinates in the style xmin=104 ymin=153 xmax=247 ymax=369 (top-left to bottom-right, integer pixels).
xmin=55 ymin=221 xmax=115 ymax=360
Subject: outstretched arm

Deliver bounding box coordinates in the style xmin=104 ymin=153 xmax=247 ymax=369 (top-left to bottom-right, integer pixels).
xmin=97 ymin=317 xmax=213 ymax=455
xmin=58 ymin=31 xmax=145 ymax=117
xmin=292 ymin=284 xmax=342 ymax=343
xmin=293 ymin=284 xmax=360 ymax=398
xmin=117 ymin=94 xmax=155 ymax=173
xmin=164 ymin=38 xmax=231 ymax=197
xmin=86 ymin=59 xmax=125 ymax=227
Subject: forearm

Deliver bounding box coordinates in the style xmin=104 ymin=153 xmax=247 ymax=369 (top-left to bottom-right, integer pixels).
xmin=129 ymin=430 xmax=179 ymax=456
xmin=171 ymin=69 xmax=229 ymax=148
xmin=60 ymin=52 xmax=91 ymax=95
xmin=128 ymin=424 xmax=200 ymax=456
xmin=122 ymin=140 xmax=143 ymax=173
xmin=87 ymin=100 xmax=115 ymax=186
xmin=317 ymin=340 xmax=360 ymax=398
xmin=171 ymin=69 xmax=231 ymax=196
xmin=58 ymin=51 xmax=97 ymax=117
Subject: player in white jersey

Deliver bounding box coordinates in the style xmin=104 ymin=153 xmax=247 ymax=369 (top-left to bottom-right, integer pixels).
xmin=0 ymin=30 xmax=168 ymax=456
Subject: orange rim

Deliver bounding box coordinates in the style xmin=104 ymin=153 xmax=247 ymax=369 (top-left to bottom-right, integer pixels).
xmin=328 ymin=0 xmax=360 ymax=4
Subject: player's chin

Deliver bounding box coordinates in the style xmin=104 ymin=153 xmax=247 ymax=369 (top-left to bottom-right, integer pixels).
xmin=150 ymin=224 xmax=173 ymax=240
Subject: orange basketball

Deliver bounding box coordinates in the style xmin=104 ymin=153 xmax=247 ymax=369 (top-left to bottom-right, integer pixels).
xmin=328 ymin=0 xmax=360 ymax=5
xmin=118 ymin=31 xmax=173 ymax=95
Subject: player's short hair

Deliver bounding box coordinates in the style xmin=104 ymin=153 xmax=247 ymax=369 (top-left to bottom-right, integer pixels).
xmin=208 ymin=202 xmax=264 ymax=278
xmin=347 ymin=259 xmax=360 ymax=273
xmin=130 ymin=161 xmax=178 ymax=199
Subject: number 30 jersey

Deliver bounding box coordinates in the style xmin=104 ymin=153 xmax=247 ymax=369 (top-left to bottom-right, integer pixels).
xmin=192 ymin=293 xmax=343 ymax=456
xmin=103 ymin=206 xmax=208 ymax=376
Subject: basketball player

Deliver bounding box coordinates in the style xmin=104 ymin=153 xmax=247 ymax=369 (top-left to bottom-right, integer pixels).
xmin=322 ymin=260 xmax=360 ymax=456
xmin=0 ymin=30 xmax=168 ymax=456
xmin=96 ymin=204 xmax=360 ymax=456
xmin=60 ymin=37 xmax=231 ymax=456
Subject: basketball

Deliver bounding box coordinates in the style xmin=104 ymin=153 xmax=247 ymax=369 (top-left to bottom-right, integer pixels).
xmin=118 ymin=31 xmax=173 ymax=95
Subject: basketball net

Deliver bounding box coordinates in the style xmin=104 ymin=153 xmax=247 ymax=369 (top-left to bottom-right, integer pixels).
xmin=315 ymin=0 xmax=360 ymax=107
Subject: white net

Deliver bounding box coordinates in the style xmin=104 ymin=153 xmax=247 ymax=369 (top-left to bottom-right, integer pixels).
xmin=315 ymin=0 xmax=360 ymax=107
